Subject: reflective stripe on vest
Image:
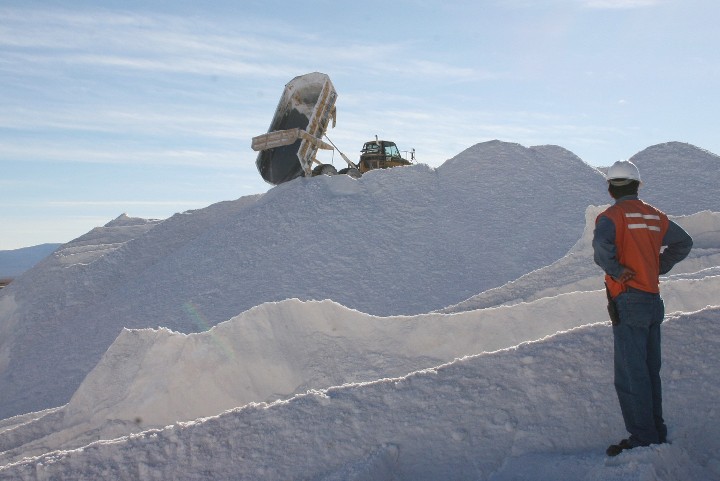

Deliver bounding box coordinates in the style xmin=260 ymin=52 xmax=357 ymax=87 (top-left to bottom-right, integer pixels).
xmin=625 ymin=212 xmax=663 ymax=231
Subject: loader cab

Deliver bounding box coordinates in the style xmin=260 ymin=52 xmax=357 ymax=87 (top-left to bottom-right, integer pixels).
xmin=359 ymin=140 xmax=412 ymax=173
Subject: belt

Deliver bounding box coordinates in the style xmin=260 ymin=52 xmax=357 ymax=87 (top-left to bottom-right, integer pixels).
xmin=624 ymin=286 xmax=660 ymax=296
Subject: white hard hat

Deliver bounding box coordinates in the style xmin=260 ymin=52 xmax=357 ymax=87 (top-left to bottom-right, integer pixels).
xmin=606 ymin=160 xmax=641 ymax=185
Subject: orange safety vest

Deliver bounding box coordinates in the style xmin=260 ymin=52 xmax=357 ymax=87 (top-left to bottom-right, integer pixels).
xmin=599 ymin=200 xmax=670 ymax=298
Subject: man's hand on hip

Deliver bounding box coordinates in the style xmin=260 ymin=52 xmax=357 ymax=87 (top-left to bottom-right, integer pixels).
xmin=616 ymin=267 xmax=636 ymax=284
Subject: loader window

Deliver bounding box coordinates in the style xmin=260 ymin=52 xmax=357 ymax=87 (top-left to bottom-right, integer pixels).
xmin=362 ymin=142 xmax=380 ymax=153
xmin=385 ymin=143 xmax=401 ymax=159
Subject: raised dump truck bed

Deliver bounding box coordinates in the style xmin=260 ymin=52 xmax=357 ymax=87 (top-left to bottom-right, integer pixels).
xmin=252 ymin=72 xmax=337 ymax=185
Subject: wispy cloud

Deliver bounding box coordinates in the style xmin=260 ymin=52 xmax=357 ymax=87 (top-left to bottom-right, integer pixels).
xmin=0 ymin=103 xmax=263 ymax=140
xmin=0 ymin=7 xmax=482 ymax=81
xmin=580 ymin=0 xmax=663 ymax=9
xmin=496 ymin=0 xmax=663 ymax=9
xmin=0 ymin=141 xmax=257 ymax=168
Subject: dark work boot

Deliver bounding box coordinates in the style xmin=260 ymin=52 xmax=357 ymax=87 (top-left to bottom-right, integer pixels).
xmin=606 ymin=439 xmax=633 ymax=457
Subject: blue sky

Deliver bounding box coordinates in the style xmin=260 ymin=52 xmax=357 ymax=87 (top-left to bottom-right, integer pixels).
xmin=2 ymin=0 xmax=718 ymax=249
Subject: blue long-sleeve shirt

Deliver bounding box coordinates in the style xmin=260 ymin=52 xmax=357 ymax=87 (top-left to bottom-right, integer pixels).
xmin=592 ymin=195 xmax=693 ymax=280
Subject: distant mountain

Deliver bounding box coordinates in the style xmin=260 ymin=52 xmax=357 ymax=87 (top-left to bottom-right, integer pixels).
xmin=0 ymin=244 xmax=61 ymax=279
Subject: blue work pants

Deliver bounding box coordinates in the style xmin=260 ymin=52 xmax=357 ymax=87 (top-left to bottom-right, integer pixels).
xmin=613 ymin=289 xmax=667 ymax=447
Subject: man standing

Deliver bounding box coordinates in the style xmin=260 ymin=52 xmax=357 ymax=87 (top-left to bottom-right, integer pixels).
xmin=592 ymin=160 xmax=693 ymax=457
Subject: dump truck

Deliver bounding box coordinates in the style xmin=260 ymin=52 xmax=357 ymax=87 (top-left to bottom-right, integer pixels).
xmin=251 ymin=72 xmax=413 ymax=185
